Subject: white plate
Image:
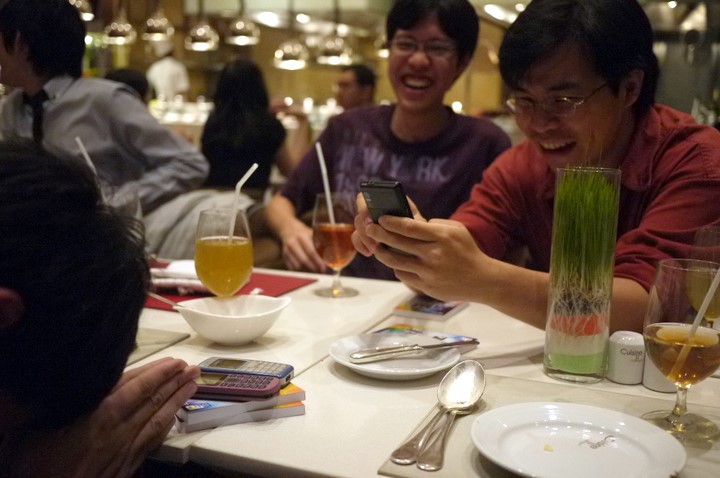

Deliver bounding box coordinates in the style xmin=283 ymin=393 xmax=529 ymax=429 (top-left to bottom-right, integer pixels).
xmin=471 ymin=402 xmax=686 ymax=478
xmin=329 ymin=333 xmax=461 ymax=380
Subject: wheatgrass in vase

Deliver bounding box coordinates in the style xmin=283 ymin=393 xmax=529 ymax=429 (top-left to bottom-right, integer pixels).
xmin=195 ymin=208 xmax=253 ymax=298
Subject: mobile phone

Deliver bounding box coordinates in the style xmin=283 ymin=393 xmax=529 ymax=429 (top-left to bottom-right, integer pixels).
xmin=359 ymin=180 xmax=415 ymax=256
xmin=198 ymin=357 xmax=294 ymax=386
xmin=194 ymin=372 xmax=282 ymax=399
xmin=359 ymin=180 xmax=413 ymax=223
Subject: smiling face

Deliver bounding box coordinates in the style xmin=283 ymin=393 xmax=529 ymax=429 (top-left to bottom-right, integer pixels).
xmin=511 ymin=43 xmax=642 ymax=170
xmin=387 ymin=13 xmax=468 ymax=116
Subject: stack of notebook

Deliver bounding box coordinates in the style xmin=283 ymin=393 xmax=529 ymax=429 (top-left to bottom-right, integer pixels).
xmin=176 ymin=383 xmax=306 ymax=433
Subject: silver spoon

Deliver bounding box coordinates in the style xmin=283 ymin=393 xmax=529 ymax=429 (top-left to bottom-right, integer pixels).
xmin=416 ymin=360 xmax=486 ymax=471
xmin=147 ymin=291 xmax=186 ymax=309
xmin=389 ymin=360 xmax=486 ymax=466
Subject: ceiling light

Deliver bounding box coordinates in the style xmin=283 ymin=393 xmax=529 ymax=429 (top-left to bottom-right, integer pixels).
xmin=185 ymin=0 xmax=219 ymax=51
xmin=274 ymin=39 xmax=310 ymax=70
xmin=142 ymin=5 xmax=174 ymax=42
xmin=104 ymin=5 xmax=136 ymax=46
xmin=274 ymin=0 xmax=309 ymax=70
xmin=69 ymin=0 xmax=94 ymax=21
xmin=226 ymin=0 xmax=260 ymax=46
xmin=315 ymin=0 xmax=353 ymax=66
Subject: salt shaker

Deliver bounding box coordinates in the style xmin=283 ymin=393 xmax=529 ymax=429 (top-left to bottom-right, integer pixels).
xmin=607 ymin=331 xmax=645 ymax=384
xmin=643 ymin=355 xmax=677 ymax=393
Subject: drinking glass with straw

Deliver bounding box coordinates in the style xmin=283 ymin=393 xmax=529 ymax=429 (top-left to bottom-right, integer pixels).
xmin=642 ymin=258 xmax=720 ymax=441
xmin=311 ymin=143 xmax=358 ymax=298
xmin=194 ymin=163 xmax=257 ymax=298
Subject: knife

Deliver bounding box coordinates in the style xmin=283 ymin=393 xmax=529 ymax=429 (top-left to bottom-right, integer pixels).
xmin=349 ymin=339 xmax=479 ymax=364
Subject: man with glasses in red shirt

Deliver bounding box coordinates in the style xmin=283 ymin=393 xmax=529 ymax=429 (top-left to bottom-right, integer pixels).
xmin=267 ymin=0 xmax=510 ymax=280
xmin=353 ymin=0 xmax=720 ymax=333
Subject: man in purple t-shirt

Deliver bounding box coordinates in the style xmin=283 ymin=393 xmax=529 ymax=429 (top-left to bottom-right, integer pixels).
xmin=266 ymin=0 xmax=510 ymax=280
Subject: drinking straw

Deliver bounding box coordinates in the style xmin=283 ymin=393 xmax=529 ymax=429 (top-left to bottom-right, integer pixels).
xmin=668 ymin=264 xmax=720 ymax=379
xmin=227 ymin=162 xmax=259 ymax=240
xmin=315 ymin=142 xmax=335 ymax=224
xmin=74 ymin=136 xmax=98 ymax=175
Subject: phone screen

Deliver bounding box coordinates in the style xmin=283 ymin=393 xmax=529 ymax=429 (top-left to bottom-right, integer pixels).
xmin=208 ymin=358 xmax=247 ymax=368
xmin=197 ymin=372 xmax=228 ymax=385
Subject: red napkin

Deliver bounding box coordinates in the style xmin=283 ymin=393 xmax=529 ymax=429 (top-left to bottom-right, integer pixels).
xmin=145 ymin=272 xmax=317 ymax=311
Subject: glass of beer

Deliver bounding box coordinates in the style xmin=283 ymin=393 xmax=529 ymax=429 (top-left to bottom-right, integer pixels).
xmin=642 ymin=258 xmax=720 ymax=441
xmin=312 ymin=192 xmax=358 ymax=298
xmin=195 ymin=208 xmax=253 ymax=298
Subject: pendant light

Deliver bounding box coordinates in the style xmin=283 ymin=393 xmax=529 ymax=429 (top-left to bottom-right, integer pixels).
xmin=273 ymin=0 xmax=309 ymax=70
xmin=104 ymin=2 xmax=137 ymax=46
xmin=185 ymin=0 xmax=219 ymax=52
xmin=69 ymin=0 xmax=94 ymax=22
xmin=315 ymin=0 xmax=352 ymax=66
xmin=226 ymin=0 xmax=260 ymax=46
xmin=142 ymin=1 xmax=174 ymax=42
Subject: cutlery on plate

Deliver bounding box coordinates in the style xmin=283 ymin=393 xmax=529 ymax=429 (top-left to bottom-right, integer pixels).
xmin=416 ymin=360 xmax=486 ymax=471
xmin=349 ymin=339 xmax=478 ymax=364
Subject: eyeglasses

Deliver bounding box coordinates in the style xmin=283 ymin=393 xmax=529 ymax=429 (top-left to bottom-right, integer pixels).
xmin=505 ymin=83 xmax=608 ymax=118
xmin=387 ymin=38 xmax=456 ymax=59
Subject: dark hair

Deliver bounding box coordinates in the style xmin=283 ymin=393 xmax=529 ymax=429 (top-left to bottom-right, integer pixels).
xmin=499 ymin=0 xmax=659 ymax=114
xmin=106 ymin=68 xmax=150 ymax=102
xmin=0 ymin=0 xmax=86 ymax=79
xmin=201 ymin=59 xmax=286 ymax=189
xmin=341 ymin=64 xmax=377 ymax=89
xmin=386 ymin=0 xmax=479 ymax=61
xmin=0 ymin=140 xmax=148 ymax=429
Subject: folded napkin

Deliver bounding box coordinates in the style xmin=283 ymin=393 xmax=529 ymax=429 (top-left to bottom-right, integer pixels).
xmin=151 ymin=260 xmax=208 ymax=294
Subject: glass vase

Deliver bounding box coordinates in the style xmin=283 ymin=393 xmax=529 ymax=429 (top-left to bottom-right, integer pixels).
xmin=543 ymin=167 xmax=621 ymax=383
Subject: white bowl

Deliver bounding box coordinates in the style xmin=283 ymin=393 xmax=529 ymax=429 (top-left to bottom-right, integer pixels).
xmin=176 ymin=295 xmax=291 ymax=345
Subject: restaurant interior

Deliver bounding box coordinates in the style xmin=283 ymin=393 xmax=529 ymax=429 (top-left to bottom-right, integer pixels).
xmin=3 ymin=1 xmax=720 ymax=477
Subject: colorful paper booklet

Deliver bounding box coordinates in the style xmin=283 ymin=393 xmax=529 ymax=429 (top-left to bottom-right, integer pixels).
xmin=176 ymin=383 xmax=306 ymax=433
xmin=392 ymin=294 xmax=468 ymax=321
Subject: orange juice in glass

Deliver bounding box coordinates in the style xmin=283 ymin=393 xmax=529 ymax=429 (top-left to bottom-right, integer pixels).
xmin=195 ymin=208 xmax=253 ymax=297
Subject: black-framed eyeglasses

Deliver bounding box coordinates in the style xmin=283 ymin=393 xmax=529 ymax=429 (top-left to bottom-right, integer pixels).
xmin=505 ymin=83 xmax=608 ymax=118
xmin=387 ymin=37 xmax=457 ymax=59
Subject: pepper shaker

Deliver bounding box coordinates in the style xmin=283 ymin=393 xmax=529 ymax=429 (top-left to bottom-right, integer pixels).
xmin=607 ymin=331 xmax=645 ymax=384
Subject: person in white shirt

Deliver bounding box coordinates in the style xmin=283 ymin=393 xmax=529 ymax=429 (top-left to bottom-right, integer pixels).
xmin=146 ymin=40 xmax=190 ymax=100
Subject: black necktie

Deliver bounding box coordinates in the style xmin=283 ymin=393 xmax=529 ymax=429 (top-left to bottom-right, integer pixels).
xmin=23 ymin=90 xmax=49 ymax=143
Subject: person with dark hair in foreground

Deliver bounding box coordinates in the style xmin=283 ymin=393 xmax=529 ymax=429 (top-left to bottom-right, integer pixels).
xmin=352 ymin=0 xmax=720 ymax=333
xmin=0 ymin=141 xmax=199 ymax=476
xmin=267 ymin=0 xmax=510 ymax=280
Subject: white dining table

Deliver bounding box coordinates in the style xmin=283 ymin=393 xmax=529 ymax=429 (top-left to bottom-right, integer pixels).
xmin=134 ymin=268 xmax=720 ymax=477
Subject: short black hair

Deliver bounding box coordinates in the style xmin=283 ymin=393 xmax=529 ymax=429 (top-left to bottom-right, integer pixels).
xmin=0 ymin=140 xmax=149 ymax=429
xmin=341 ymin=64 xmax=377 ymax=89
xmin=106 ymin=68 xmax=151 ymax=102
xmin=499 ymin=0 xmax=659 ymax=114
xmin=0 ymin=0 xmax=86 ymax=79
xmin=386 ymin=0 xmax=479 ymax=61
